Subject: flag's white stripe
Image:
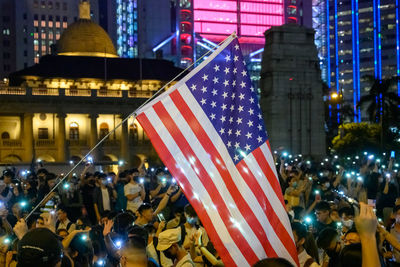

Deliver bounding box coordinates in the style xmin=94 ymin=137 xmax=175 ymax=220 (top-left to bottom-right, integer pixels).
xmin=144 ymin=107 xmax=249 ymax=267
xmin=260 ymin=144 xmax=294 ymax=231
xmin=177 ymin=84 xmax=291 ymax=258
xmin=161 ymin=95 xmax=266 ymax=259
xmin=244 ymin=150 xmax=291 ymax=231
xmin=244 ymin=152 xmax=296 ymax=263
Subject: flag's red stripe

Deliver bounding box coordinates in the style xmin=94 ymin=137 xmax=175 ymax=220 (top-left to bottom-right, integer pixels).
xmin=136 ymin=113 xmax=237 ymax=267
xmin=237 ymin=159 xmax=299 ymax=265
xmin=152 ymin=101 xmax=260 ymax=264
xmin=253 ymin=143 xmax=286 ymax=207
xmin=169 ymin=90 xmax=278 ymax=258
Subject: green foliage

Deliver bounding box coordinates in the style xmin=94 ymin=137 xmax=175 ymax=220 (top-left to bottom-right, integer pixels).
xmin=332 ymin=123 xmax=381 ymax=156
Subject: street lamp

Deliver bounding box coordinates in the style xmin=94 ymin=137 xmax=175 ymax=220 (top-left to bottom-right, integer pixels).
xmin=331 ymin=92 xmax=339 ymax=99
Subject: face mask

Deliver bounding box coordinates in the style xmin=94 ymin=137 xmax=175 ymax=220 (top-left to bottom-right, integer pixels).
xmin=288 ymin=210 xmax=295 ymax=219
xmin=186 ymin=217 xmax=198 ymax=225
xmin=292 ymin=182 xmax=298 ymax=188
xmin=101 ymin=180 xmax=108 ymax=186
xmin=324 ymin=182 xmax=330 ymax=188
xmin=323 ymin=171 xmax=330 ymax=177
xmin=342 ymin=219 xmax=353 ymax=228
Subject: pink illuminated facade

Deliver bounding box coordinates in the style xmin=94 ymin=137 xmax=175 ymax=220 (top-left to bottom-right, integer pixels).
xmin=193 ymin=0 xmax=285 ymax=44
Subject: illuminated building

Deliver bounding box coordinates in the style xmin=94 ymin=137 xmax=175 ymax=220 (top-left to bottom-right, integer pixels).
xmin=320 ymin=0 xmax=400 ymax=121
xmin=0 ymin=1 xmax=182 ymax=166
xmin=0 ymin=0 xmax=99 ymax=79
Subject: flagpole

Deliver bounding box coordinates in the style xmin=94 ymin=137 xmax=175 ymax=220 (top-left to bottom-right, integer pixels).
xmin=24 ymin=33 xmax=237 ymax=221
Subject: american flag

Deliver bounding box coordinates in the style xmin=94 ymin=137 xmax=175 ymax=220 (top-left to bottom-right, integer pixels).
xmin=136 ymin=35 xmax=299 ymax=267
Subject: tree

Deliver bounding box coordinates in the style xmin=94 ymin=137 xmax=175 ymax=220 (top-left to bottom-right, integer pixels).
xmin=357 ymin=75 xmax=400 ymax=124
xmin=331 ymin=123 xmax=381 ymax=156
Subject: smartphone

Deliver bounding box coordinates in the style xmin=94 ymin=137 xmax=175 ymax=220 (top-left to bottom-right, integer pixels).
xmin=157 ymin=213 xmax=166 ymax=221
xmin=391 ymin=151 xmax=396 ymax=158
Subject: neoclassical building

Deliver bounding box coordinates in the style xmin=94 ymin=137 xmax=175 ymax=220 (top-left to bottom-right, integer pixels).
xmin=0 ymin=1 xmax=182 ymax=167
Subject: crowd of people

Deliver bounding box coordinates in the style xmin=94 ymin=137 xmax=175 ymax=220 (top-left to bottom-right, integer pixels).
xmin=0 ymin=151 xmax=399 ymax=266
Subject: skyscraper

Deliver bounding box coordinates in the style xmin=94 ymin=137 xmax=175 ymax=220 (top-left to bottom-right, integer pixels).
xmin=0 ymin=0 xmax=99 ymax=79
xmin=318 ymin=0 xmax=400 ymax=121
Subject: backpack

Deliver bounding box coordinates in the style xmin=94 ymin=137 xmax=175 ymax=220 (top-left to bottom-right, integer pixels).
xmin=56 ymin=221 xmax=73 ymax=232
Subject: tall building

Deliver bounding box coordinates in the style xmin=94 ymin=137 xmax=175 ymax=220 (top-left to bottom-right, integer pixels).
xmin=0 ymin=1 xmax=183 ymax=166
xmin=0 ymin=0 xmax=99 ymax=79
xmin=317 ymin=0 xmax=400 ymax=121
xmin=260 ymin=24 xmax=326 ymax=156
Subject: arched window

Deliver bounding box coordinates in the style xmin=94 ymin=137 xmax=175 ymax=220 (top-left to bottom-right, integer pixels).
xmin=99 ymin=122 xmax=109 ymax=139
xmin=129 ymin=123 xmax=138 ymax=144
xmin=69 ymin=122 xmax=79 ymax=140
xmin=1 ymin=132 xmax=10 ymax=139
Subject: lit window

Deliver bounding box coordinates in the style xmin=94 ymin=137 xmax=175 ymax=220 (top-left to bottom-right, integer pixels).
xmin=99 ymin=123 xmax=109 ymax=139
xmin=69 ymin=122 xmax=79 ymax=140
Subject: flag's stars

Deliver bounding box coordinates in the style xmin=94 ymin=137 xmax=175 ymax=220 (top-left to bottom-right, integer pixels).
xmin=233 ymin=68 xmax=237 ymax=74
xmin=239 ymin=93 xmax=245 ymax=100
xmin=200 ymin=98 xmax=206 ymax=105
xmin=235 ymin=130 xmax=241 ymax=137
xmin=225 ymin=54 xmax=231 ymax=61
xmin=214 ymin=64 xmax=220 ymax=72
xmin=213 ymin=77 xmax=219 ymax=84
xmin=234 ymin=142 xmax=240 ymax=149
xmin=250 ymin=86 xmax=254 ymax=92
xmin=236 ymin=118 xmax=242 ymax=124
xmin=211 ymin=101 xmax=216 ymax=108
xmin=258 ymin=113 xmax=262 ymax=119
xmin=244 ymin=144 xmax=251 ymax=151
xmin=249 ymin=97 xmax=255 ymax=104
xmin=232 ymin=80 xmax=236 ymax=87
xmin=247 ymin=120 xmax=254 ymax=127
xmin=227 ymin=141 xmax=232 ymax=147
xmin=231 ymin=93 xmax=235 ymax=99
xmin=222 ymin=91 xmax=228 ymax=99
xmin=223 ymin=80 xmax=229 ymax=87
xmin=240 ymin=81 xmax=246 ymax=88
xmin=202 ymin=74 xmax=208 ymax=81
xmin=219 ymin=128 xmax=225 ymax=134
xmin=242 ymin=60 xmax=246 ymax=65
xmin=230 ymin=105 xmax=235 ymax=111
xmin=191 ymin=84 xmax=197 ymax=91
xmin=257 ymin=136 xmax=263 ymax=143
xmin=227 ymin=129 xmax=232 ymax=135
xmin=233 ymin=55 xmax=239 ymax=62
xmin=257 ymin=124 xmax=263 ymax=131
xmin=221 ymin=104 xmax=227 ymax=111
xmin=224 ymin=67 xmax=230 ymax=74
xmin=246 ymin=132 xmax=252 ymax=139
xmin=212 ymin=89 xmax=218 ymax=96
xmin=210 ymin=113 xmax=216 ymax=120
xmin=241 ymin=70 xmax=247 ymax=76
xmin=234 ymin=44 xmax=239 ymax=50
xmin=237 ymin=105 xmax=244 ymax=112
xmin=229 ymin=117 xmax=233 ymax=123
xmin=220 ymin=116 xmax=226 ymax=122
xmin=234 ymin=155 xmax=239 ymax=161
xmin=201 ymin=86 xmax=207 ymax=93
xmin=248 ymin=108 xmax=254 ymax=115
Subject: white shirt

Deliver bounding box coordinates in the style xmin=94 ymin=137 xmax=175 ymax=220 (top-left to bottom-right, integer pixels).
xmin=124 ymin=182 xmax=143 ymax=213
xmin=57 ymin=218 xmax=76 ymax=232
xmin=298 ymin=249 xmax=320 ymax=267
xmin=101 ymin=187 xmax=110 ymax=211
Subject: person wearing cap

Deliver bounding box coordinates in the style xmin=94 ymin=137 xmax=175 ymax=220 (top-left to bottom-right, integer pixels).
xmin=157 ymin=228 xmax=195 ymax=267
xmin=17 ymin=227 xmax=63 ymax=267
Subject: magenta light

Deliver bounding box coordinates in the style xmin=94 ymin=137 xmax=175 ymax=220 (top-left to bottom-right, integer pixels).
xmin=193 ymin=0 xmax=285 ymax=42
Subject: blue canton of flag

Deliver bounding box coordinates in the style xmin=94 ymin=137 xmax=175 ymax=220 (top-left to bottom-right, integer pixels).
xmin=186 ymin=39 xmax=268 ymax=163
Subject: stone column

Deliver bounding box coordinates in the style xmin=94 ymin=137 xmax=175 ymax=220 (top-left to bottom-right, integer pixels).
xmin=23 ymin=113 xmax=34 ymax=162
xmin=120 ymin=114 xmax=130 ymax=165
xmin=56 ymin=113 xmax=67 ymax=162
xmin=88 ymin=113 xmax=99 ymax=161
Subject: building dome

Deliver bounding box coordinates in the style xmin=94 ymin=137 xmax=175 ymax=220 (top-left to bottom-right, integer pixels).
xmin=57 ymin=1 xmax=118 ymax=58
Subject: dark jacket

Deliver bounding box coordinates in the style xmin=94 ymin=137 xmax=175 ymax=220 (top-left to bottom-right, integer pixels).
xmin=92 ymin=186 xmax=114 ymax=214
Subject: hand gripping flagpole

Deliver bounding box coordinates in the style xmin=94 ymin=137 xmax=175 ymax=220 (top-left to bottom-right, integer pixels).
xmin=24 ymin=33 xmax=237 ymax=221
